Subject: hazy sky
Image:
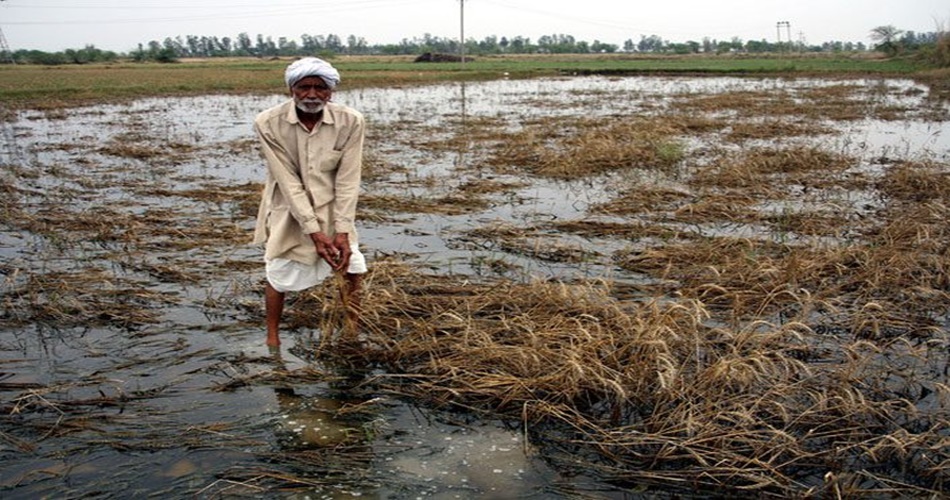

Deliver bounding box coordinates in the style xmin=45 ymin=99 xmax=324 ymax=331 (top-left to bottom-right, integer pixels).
xmin=1 ymin=0 xmax=947 ymax=53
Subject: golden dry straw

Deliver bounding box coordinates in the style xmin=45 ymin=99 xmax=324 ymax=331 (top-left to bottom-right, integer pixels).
xmin=288 ymin=259 xmax=949 ymax=496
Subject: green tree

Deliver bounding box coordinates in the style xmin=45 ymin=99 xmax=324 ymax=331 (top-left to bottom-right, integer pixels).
xmin=325 ymin=34 xmax=343 ymax=52
xmin=236 ymin=32 xmax=253 ymax=56
xmin=509 ymin=36 xmax=527 ymax=53
xmin=871 ymin=25 xmax=904 ymax=55
xmin=745 ymin=39 xmax=771 ymax=53
xmin=590 ymin=40 xmax=617 ymax=53
xmin=638 ymin=35 xmax=665 ymax=53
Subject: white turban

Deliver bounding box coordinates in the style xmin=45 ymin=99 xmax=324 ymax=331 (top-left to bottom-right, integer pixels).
xmin=284 ymin=57 xmax=340 ymax=89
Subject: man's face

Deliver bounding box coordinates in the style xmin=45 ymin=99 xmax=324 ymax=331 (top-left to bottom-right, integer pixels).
xmin=291 ymin=76 xmax=333 ymax=114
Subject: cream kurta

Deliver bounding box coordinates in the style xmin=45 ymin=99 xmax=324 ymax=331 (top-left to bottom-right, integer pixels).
xmin=253 ymin=100 xmax=364 ymax=264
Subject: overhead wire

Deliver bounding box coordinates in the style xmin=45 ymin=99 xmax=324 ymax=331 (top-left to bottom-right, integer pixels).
xmin=0 ymin=0 xmax=437 ymax=26
xmin=0 ymin=0 xmax=408 ymax=9
xmin=478 ymin=0 xmax=768 ymax=39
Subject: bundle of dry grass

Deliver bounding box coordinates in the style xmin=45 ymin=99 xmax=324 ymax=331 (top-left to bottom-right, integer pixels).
xmin=878 ymin=160 xmax=950 ymax=203
xmin=488 ymin=117 xmax=685 ymax=178
xmin=455 ymin=221 xmax=598 ymax=264
xmin=615 ymin=231 xmax=950 ymax=338
xmin=725 ymin=119 xmax=835 ymax=142
xmin=0 ymin=178 xmax=261 ymax=331
xmin=359 ymin=192 xmax=489 ymax=217
xmin=690 ymin=145 xmax=855 ymax=196
xmin=670 ymin=83 xmax=909 ymax=122
xmin=292 ymin=259 xmax=949 ymax=497
xmin=671 ymin=90 xmax=797 ymax=118
xmin=592 ymin=185 xmax=694 ymax=216
xmin=1 ymin=268 xmax=175 ymax=328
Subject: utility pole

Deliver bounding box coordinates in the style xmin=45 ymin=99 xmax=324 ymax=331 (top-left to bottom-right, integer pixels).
xmin=459 ymin=0 xmax=465 ymax=63
xmin=0 ymin=0 xmax=12 ymax=64
xmin=0 ymin=29 xmax=12 ymax=64
xmin=776 ymin=21 xmax=791 ymax=53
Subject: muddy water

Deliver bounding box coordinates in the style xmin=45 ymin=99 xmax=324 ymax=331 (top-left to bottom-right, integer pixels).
xmin=1 ymin=76 xmax=948 ymax=498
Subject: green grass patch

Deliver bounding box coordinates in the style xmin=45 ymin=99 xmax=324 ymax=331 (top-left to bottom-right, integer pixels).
xmin=0 ymin=53 xmax=935 ymax=110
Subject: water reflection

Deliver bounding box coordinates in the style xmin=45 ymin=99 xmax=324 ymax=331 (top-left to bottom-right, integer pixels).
xmin=270 ymin=347 xmax=375 ymax=451
xmin=2 ymin=74 xmax=948 ymax=498
xmin=262 ymin=343 xmax=558 ymax=498
xmin=455 ymin=81 xmax=468 ymax=170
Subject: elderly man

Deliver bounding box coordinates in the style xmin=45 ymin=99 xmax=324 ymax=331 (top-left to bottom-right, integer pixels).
xmin=253 ymin=57 xmax=367 ymax=347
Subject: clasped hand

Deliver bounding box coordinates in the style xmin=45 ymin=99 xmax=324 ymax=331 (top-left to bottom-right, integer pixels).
xmin=311 ymin=232 xmax=351 ymax=272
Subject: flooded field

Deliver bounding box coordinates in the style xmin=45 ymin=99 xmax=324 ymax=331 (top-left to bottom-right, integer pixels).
xmin=1 ymin=75 xmax=949 ymax=498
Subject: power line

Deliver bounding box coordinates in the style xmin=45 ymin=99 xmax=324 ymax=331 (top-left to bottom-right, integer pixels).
xmin=479 ymin=0 xmax=760 ymax=39
xmin=0 ymin=0 xmax=397 ymax=9
xmin=1 ymin=0 xmax=433 ymax=26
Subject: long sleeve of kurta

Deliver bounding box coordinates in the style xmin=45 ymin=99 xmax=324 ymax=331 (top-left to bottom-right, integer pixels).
xmin=329 ymin=116 xmax=364 ymax=235
xmin=252 ymin=101 xmax=365 ymax=264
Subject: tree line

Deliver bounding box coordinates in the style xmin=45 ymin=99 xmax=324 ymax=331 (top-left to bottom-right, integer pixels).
xmin=4 ymin=28 xmax=946 ymax=65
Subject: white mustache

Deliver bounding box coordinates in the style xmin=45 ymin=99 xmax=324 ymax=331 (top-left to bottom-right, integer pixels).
xmin=295 ymin=98 xmax=327 ymax=113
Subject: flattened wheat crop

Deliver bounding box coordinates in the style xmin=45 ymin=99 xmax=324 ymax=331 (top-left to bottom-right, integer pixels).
xmin=3 ymin=66 xmax=949 ymax=498
xmin=296 ymin=258 xmax=949 ymax=497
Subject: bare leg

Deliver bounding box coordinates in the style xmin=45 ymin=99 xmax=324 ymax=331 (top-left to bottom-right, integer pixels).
xmin=266 ymin=282 xmax=285 ymax=347
xmin=340 ymin=273 xmax=362 ymax=340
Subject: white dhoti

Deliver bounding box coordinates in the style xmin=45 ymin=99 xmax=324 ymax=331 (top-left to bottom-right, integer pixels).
xmin=266 ymin=243 xmax=367 ymax=293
